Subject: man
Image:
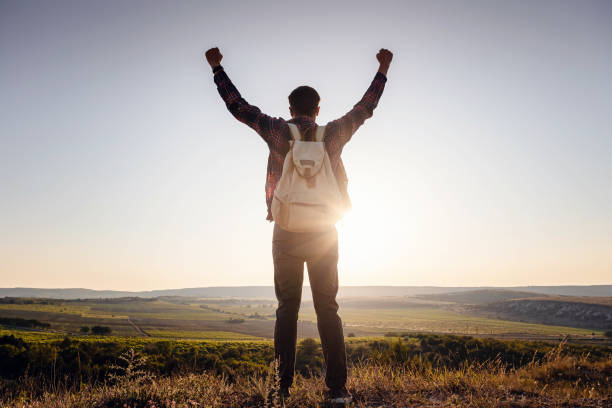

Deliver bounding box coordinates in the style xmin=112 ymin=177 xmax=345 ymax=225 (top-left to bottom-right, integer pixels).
xmin=205 ymin=47 xmax=392 ymax=405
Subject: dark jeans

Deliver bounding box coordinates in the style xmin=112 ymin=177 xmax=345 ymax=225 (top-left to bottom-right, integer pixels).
xmin=272 ymin=222 xmax=347 ymax=391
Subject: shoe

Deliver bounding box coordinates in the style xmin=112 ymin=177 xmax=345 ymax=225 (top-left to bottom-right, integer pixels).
xmin=327 ymin=387 xmax=352 ymax=405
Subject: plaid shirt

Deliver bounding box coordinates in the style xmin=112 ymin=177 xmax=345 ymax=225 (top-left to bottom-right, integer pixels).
xmin=213 ymin=67 xmax=387 ymax=220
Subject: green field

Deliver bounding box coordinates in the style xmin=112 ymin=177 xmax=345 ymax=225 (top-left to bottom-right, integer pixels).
xmin=145 ymin=329 xmax=264 ymax=340
xmin=197 ymin=298 xmax=601 ymax=337
xmin=0 ymin=295 xmax=606 ymax=343
xmin=329 ymin=307 xmax=598 ymax=336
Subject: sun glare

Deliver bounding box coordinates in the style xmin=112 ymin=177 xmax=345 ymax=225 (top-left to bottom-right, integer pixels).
xmin=336 ymin=188 xmax=400 ymax=280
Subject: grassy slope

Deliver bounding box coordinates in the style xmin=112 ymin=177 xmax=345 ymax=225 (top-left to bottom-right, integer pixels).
xmin=3 ymin=353 xmax=610 ymax=407
xmin=1 ymin=329 xmax=611 ymax=407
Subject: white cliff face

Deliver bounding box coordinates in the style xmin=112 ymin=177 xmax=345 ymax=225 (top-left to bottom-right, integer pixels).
xmin=474 ymin=300 xmax=612 ymax=329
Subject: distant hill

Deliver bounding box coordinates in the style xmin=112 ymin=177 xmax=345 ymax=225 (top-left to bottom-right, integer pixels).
xmin=416 ymin=289 xmax=544 ymax=305
xmin=511 ymin=286 xmax=612 ymax=297
xmin=418 ymin=289 xmax=612 ymax=330
xmin=0 ymin=285 xmax=610 ymax=300
xmin=473 ymin=298 xmax=612 ymax=330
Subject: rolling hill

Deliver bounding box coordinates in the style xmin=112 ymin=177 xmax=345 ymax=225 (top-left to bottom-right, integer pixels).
xmin=1 ymin=285 xmax=610 ymax=299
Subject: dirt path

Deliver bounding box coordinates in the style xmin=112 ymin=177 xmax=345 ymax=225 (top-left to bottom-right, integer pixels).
xmin=127 ymin=317 xmax=150 ymax=337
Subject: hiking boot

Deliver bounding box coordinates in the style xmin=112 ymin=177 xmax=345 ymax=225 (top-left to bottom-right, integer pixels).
xmin=327 ymin=387 xmax=352 ymax=405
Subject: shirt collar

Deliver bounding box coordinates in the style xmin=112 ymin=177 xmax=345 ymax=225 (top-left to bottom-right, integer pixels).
xmin=288 ymin=116 xmax=317 ymax=125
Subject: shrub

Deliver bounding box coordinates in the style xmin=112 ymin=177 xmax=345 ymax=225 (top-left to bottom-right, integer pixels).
xmin=91 ymin=326 xmax=111 ymax=335
xmin=80 ymin=326 xmax=90 ymax=333
xmin=107 ymin=348 xmax=152 ymax=386
xmin=0 ymin=317 xmax=50 ymax=329
xmin=295 ymin=338 xmax=323 ymax=375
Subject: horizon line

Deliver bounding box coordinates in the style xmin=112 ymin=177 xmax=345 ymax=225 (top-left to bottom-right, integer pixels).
xmin=2 ymin=283 xmax=612 ymax=292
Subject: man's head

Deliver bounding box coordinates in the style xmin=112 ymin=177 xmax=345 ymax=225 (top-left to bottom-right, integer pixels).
xmin=289 ymin=86 xmax=320 ymax=119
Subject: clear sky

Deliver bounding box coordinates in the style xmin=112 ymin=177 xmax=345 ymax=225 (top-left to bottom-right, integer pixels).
xmin=1 ymin=0 xmax=611 ymax=291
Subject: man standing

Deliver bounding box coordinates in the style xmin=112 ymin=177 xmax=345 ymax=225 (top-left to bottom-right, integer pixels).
xmin=205 ymin=47 xmax=392 ymax=405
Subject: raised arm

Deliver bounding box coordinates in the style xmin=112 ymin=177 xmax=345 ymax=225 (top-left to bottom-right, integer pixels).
xmin=325 ymin=49 xmax=392 ymax=154
xmin=205 ymin=47 xmax=285 ymax=148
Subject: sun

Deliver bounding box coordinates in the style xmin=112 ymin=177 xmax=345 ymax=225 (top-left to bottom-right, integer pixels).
xmin=334 ymin=178 xmax=434 ymax=284
xmin=336 ymin=189 xmax=396 ymax=278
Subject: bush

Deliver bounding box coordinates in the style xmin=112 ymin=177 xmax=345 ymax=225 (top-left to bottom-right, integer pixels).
xmin=295 ymin=338 xmax=323 ymax=375
xmin=80 ymin=326 xmax=90 ymax=333
xmin=0 ymin=317 xmax=50 ymax=329
xmin=91 ymin=326 xmax=111 ymax=335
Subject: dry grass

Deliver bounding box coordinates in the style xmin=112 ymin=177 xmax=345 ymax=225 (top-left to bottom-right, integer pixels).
xmin=3 ymin=350 xmax=611 ymax=408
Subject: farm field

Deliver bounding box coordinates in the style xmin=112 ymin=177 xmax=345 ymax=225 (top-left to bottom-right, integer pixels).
xmin=144 ymin=329 xmax=265 ymax=340
xmin=0 ymin=292 xmax=607 ymax=343
xmin=205 ymin=300 xmax=600 ymax=337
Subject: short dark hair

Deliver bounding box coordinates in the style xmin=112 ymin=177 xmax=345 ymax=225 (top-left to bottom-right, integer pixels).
xmin=288 ymin=86 xmax=320 ymax=117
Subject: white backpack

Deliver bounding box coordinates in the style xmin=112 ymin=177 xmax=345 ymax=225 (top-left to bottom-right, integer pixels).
xmin=271 ymin=124 xmax=345 ymax=232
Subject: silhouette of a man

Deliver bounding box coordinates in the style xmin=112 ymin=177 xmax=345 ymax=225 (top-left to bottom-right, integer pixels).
xmin=206 ymin=47 xmax=392 ymax=405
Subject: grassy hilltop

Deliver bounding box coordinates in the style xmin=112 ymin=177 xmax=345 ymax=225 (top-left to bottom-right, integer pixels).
xmin=0 ymin=332 xmax=611 ymax=407
xmin=1 ymin=290 xmax=611 ymax=406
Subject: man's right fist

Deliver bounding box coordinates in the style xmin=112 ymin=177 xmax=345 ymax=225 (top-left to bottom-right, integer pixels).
xmin=376 ymin=48 xmax=393 ymax=67
xmin=205 ymin=47 xmax=223 ymax=68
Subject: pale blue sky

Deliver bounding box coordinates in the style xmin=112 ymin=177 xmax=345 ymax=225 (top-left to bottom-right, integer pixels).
xmin=1 ymin=0 xmax=611 ymax=290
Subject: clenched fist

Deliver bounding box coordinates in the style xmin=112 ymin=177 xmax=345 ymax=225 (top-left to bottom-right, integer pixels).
xmin=376 ymin=48 xmax=393 ymax=76
xmin=205 ymin=47 xmax=223 ymax=68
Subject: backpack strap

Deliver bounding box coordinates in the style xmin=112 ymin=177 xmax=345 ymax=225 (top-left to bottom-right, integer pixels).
xmin=287 ymin=123 xmax=301 ymax=141
xmin=315 ymin=125 xmax=326 ymax=142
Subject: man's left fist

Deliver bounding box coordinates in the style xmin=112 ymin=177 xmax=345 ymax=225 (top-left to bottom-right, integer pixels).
xmin=205 ymin=47 xmax=223 ymax=68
